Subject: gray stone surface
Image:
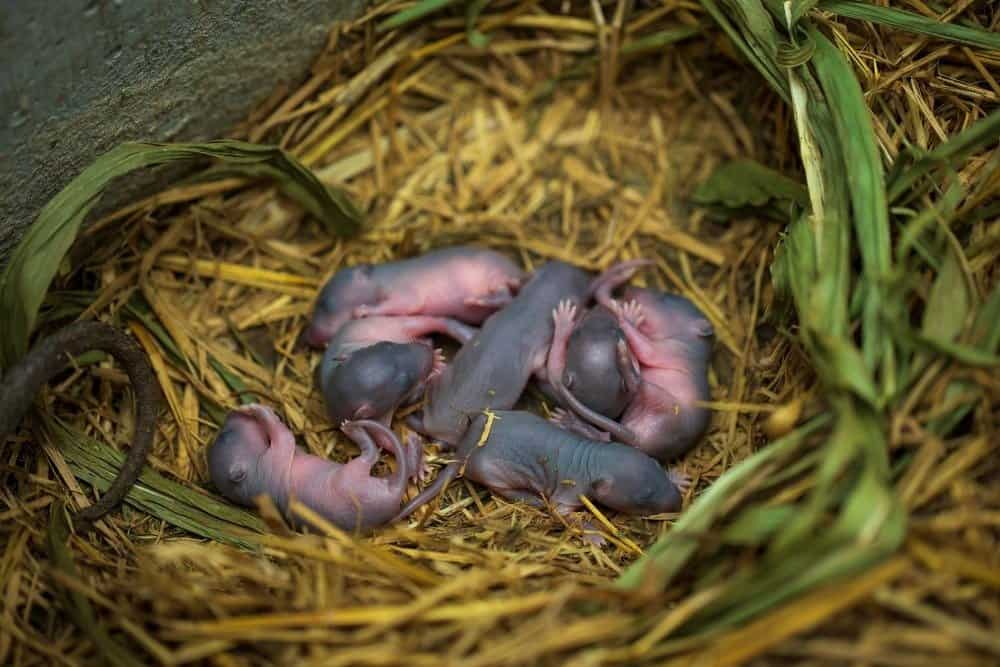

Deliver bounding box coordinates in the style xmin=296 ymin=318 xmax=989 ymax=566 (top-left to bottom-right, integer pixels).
xmin=0 ymin=0 xmax=365 ymax=267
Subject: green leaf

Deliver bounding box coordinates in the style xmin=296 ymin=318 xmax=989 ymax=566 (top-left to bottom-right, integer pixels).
xmin=0 ymin=140 xmax=363 ymax=370
xmin=810 ymin=28 xmax=893 ymax=393
xmin=621 ymin=26 xmax=703 ymax=55
xmin=466 ymin=0 xmax=491 ymax=48
xmin=691 ymin=159 xmax=809 ymax=214
xmin=821 ymin=1 xmax=1000 ymax=51
xmin=901 ymin=329 xmax=1000 ymax=368
xmin=922 ymin=243 xmax=971 ymax=345
xmin=615 ymin=416 xmax=831 ymax=592
xmin=929 ymin=283 xmax=1000 ymax=435
xmin=45 ymin=417 xmax=266 ymax=549
xmin=697 ymin=0 xmax=790 ymax=102
xmin=888 ymin=111 xmax=1000 ymax=204
xmin=377 ymin=0 xmax=460 ymax=32
xmin=721 ymin=505 xmax=797 ymax=545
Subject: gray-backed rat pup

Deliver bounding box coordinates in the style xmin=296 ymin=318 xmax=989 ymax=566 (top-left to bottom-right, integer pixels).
xmin=543 ymin=304 xmax=641 ymax=420
xmin=549 ymin=285 xmax=713 ymax=462
xmin=318 ymin=314 xmax=476 ymax=426
xmin=208 ymin=404 xmax=420 ymax=532
xmin=410 ymin=260 xmax=649 ymax=447
xmin=301 ymin=246 xmax=526 ymax=348
xmin=393 ymin=410 xmax=689 ymax=522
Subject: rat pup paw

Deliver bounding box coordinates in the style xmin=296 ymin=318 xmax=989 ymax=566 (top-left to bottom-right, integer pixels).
xmin=668 ymin=468 xmax=691 ymax=493
xmin=552 ymin=300 xmax=578 ymax=328
xmin=429 ymin=348 xmax=448 ymax=379
xmin=617 ymin=299 xmax=645 ymax=327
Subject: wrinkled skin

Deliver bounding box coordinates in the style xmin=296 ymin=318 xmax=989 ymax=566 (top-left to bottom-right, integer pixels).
xmin=411 ymin=260 xmax=649 ymax=447
xmin=208 ymin=404 xmax=420 ymax=532
xmin=301 ymin=246 xmax=526 ymax=348
xmin=394 ymin=410 xmax=689 ymax=522
xmin=545 ymin=304 xmax=640 ymax=420
xmin=318 ymin=315 xmax=475 ymax=425
xmin=550 ymin=286 xmax=714 ymax=461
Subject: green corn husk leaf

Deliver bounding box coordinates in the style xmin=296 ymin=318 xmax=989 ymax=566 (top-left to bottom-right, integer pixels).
xmin=898 ymin=328 xmax=1000 ymax=368
xmin=691 ymin=159 xmax=809 ymax=220
xmin=821 ymin=1 xmax=1000 ymax=51
xmin=896 ymin=177 xmax=964 ymax=264
xmin=615 ymin=415 xmax=831 ymax=591
xmin=887 ymin=110 xmax=1000 ymax=205
xmin=621 ymin=0 xmax=912 ymax=632
xmin=43 ymin=416 xmax=266 ymax=549
xmin=621 ymin=26 xmax=703 ymax=55
xmin=698 ymin=0 xmax=790 ymax=101
xmin=0 ymin=140 xmax=363 ymax=370
xmin=810 ymin=27 xmax=894 ymax=396
xmin=929 ymin=284 xmax=1000 ymax=436
xmin=720 ymin=504 xmax=798 ymax=545
xmin=377 ymin=0 xmax=460 ymax=32
xmin=47 ymin=502 xmax=145 ymax=667
xmin=922 ymin=242 xmax=972 ymax=347
xmin=465 ymin=0 xmax=491 ymax=48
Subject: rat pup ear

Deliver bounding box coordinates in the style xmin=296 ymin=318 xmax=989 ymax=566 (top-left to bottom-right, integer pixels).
xmin=229 ymin=464 xmax=248 ymax=483
xmin=591 ymin=477 xmax=612 ymax=496
xmin=693 ymin=318 xmax=714 ymax=338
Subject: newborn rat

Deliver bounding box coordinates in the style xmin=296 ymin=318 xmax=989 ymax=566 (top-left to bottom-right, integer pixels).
xmin=0 ymin=320 xmax=160 ymax=524
xmin=394 ymin=409 xmax=689 ymax=522
xmin=318 ymin=315 xmax=476 ymax=425
xmin=411 ymin=260 xmax=648 ymax=447
xmin=208 ymin=404 xmax=420 ymax=532
xmin=550 ymin=287 xmax=713 ymax=461
xmin=301 ymin=246 xmax=526 ymax=347
xmin=544 ymin=303 xmax=641 ymax=420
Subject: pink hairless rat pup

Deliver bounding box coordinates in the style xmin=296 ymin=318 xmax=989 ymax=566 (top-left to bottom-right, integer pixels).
xmin=547 ymin=282 xmax=714 ymax=462
xmin=208 ymin=404 xmax=422 ymax=532
xmin=301 ymin=246 xmax=526 ymax=348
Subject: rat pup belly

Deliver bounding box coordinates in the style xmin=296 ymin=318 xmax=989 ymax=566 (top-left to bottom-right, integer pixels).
xmin=209 ymin=405 xmax=418 ymax=532
xmin=302 ymin=246 xmax=525 ymax=347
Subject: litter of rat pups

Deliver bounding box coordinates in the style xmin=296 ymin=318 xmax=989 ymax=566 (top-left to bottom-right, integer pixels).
xmin=208 ymin=245 xmax=712 ymax=535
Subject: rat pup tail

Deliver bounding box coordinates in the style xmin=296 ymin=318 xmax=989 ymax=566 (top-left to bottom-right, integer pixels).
xmin=0 ymin=321 xmax=161 ymax=524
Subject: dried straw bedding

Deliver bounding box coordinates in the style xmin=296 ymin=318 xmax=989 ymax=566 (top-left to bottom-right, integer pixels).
xmin=1 ymin=1 xmax=998 ymax=666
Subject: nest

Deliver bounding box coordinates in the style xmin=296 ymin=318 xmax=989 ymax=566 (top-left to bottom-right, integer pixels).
xmin=2 ymin=1 xmax=998 ymax=665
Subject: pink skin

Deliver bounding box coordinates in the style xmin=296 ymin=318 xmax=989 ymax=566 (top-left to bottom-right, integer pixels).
xmin=208 ymin=405 xmax=421 ymax=532
xmin=325 ymin=315 xmax=477 ymax=362
xmin=302 ymin=247 xmax=526 ymax=348
xmin=549 ymin=285 xmax=713 ymax=462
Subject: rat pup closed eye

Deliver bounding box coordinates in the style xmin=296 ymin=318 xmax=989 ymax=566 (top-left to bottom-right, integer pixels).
xmin=209 ymin=405 xmax=421 ymax=532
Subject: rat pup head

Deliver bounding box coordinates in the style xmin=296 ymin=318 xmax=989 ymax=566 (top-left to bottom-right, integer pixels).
xmin=302 ymin=264 xmax=380 ymax=347
xmin=590 ymin=450 xmax=682 ymax=515
xmin=564 ymin=316 xmax=641 ymax=419
xmin=320 ymin=341 xmax=435 ymax=424
xmin=208 ymin=406 xmax=273 ymax=507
